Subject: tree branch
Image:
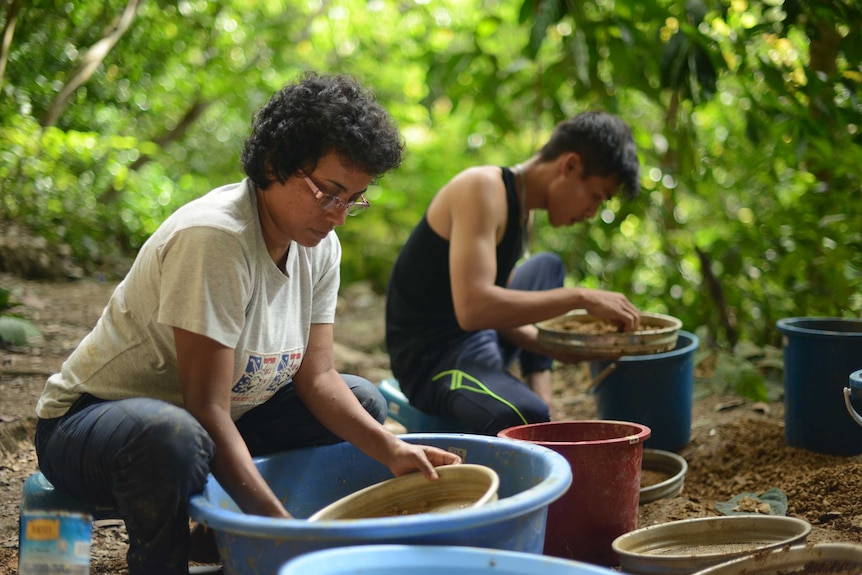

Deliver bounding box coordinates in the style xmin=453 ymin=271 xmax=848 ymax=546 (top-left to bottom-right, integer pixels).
xmin=98 ymin=98 xmax=211 ymax=206
xmin=0 ymin=0 xmax=23 ymax=89
xmin=39 ymin=0 xmax=143 ymax=127
xmin=695 ymin=245 xmax=737 ymax=347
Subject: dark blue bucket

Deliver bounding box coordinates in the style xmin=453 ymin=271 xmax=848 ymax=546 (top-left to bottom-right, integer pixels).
xmin=845 ymin=369 xmax=862 ymax=428
xmin=778 ymin=317 xmax=862 ymax=455
xmin=589 ymin=331 xmax=698 ymax=452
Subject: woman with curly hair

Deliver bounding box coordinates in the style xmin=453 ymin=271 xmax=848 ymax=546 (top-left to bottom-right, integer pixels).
xmin=33 ymin=72 xmax=460 ymax=574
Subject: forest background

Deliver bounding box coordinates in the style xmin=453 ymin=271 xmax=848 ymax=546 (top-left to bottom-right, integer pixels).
xmin=0 ymin=0 xmax=860 ymax=401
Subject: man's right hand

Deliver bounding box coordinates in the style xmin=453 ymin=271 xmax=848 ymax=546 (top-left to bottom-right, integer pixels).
xmin=578 ymin=288 xmax=641 ymax=331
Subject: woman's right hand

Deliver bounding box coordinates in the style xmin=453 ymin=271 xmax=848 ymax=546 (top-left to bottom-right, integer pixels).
xmin=383 ymin=440 xmax=462 ymax=480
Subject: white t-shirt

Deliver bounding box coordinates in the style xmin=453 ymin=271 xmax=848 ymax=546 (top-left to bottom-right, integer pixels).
xmin=36 ymin=179 xmax=340 ymax=420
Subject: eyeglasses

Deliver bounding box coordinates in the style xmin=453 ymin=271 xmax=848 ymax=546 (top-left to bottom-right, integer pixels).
xmin=300 ymin=172 xmax=370 ymax=216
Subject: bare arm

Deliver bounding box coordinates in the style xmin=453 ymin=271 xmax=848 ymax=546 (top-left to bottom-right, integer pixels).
xmin=434 ymin=168 xmax=640 ymax=333
xmin=293 ymin=323 xmax=461 ymax=478
xmin=175 ymin=327 xmax=291 ymax=518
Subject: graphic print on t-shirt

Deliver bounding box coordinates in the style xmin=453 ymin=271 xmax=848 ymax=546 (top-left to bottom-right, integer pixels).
xmin=232 ymin=349 xmax=302 ymax=406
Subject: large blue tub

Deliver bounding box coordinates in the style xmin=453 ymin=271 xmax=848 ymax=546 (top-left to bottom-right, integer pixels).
xmin=188 ymin=433 xmax=572 ymax=575
xmin=278 ymin=544 xmax=621 ymax=575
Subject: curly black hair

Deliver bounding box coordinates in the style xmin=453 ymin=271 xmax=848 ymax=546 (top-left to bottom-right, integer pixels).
xmin=538 ymin=111 xmax=641 ymax=200
xmin=241 ymin=71 xmax=404 ymax=190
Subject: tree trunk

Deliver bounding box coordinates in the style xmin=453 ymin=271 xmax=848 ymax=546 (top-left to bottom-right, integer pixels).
xmin=695 ymin=246 xmax=737 ymax=348
xmin=0 ymin=0 xmax=23 ymax=88
xmin=39 ymin=0 xmax=143 ymax=127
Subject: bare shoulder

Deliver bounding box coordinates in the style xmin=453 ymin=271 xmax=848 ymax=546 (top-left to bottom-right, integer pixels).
xmin=440 ymin=166 xmax=506 ymax=210
xmin=448 ymin=165 xmax=503 ymax=189
xmin=428 ymin=165 xmax=507 ymax=240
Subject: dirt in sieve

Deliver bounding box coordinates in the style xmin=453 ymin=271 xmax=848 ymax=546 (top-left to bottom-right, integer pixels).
xmin=641 ymin=468 xmax=673 ymax=488
xmin=543 ymin=313 xmax=675 ymax=336
xmin=1 ymin=274 xmax=861 ymax=575
xmin=554 ymin=316 xmax=623 ymax=334
xmin=774 ymin=563 xmax=862 ymax=575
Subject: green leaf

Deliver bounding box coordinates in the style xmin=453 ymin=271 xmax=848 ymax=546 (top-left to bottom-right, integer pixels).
xmin=0 ymin=288 xmax=11 ymax=312
xmin=732 ymin=340 xmax=762 ymax=360
xmin=0 ymin=316 xmax=44 ymax=346
xmin=716 ymin=487 xmax=788 ymax=516
xmin=711 ymin=351 xmax=768 ymax=401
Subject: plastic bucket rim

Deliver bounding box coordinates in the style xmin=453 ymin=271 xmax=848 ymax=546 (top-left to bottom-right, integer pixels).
xmin=190 ymin=436 xmax=570 ymax=537
xmin=498 ymin=419 xmax=652 ymax=446
xmin=594 ymin=330 xmax=699 ymax=364
xmin=612 ymin=515 xmax=813 ymax=559
xmin=777 ymin=316 xmax=862 ymax=337
xmin=188 ymin=433 xmax=573 ymax=540
xmin=690 ymin=542 xmax=862 ymax=575
xmin=278 ymin=544 xmax=620 ymax=575
xmin=640 ymin=448 xmax=688 ymax=502
xmin=305 ymin=463 xmax=501 ymax=522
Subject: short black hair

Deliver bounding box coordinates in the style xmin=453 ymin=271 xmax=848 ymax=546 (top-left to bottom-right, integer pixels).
xmin=241 ymin=71 xmax=404 ymax=189
xmin=538 ymin=111 xmax=640 ymax=199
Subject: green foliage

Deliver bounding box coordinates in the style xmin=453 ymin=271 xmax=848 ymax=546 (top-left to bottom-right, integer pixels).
xmin=711 ymin=350 xmax=769 ymax=402
xmin=513 ymin=0 xmax=862 ymax=353
xmin=0 ymin=115 xmax=167 ymax=259
xmin=1 ymin=0 xmax=860 ymax=382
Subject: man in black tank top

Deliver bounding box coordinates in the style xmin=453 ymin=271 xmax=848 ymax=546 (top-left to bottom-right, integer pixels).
xmin=385 ymin=111 xmax=642 ymax=435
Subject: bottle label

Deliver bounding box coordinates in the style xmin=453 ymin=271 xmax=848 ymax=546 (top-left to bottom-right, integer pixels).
xmin=18 ymin=511 xmax=92 ymax=575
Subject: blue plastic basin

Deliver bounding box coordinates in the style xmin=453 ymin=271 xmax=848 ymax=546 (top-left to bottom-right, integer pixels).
xmin=278 ymin=544 xmax=620 ymax=575
xmin=189 ymin=433 xmax=572 ymax=575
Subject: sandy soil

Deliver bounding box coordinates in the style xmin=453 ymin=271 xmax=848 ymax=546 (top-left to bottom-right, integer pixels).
xmin=1 ymin=273 xmax=860 ymax=574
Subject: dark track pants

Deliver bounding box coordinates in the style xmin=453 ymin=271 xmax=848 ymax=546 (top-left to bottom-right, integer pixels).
xmin=410 ymin=252 xmax=565 ymax=435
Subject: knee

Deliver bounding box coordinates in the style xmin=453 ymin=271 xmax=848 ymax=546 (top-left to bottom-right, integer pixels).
xmin=522 ymin=401 xmax=552 ymax=426
xmin=532 ymin=252 xmax=565 ymax=282
xmin=511 ymin=252 xmax=565 ymax=290
xmin=482 ymin=393 xmax=551 ymax=436
xmin=118 ymin=400 xmax=215 ymax=485
xmin=449 ymin=393 xmax=550 ymax=436
xmin=342 ymin=375 xmax=387 ymax=424
xmin=484 ymin=406 xmax=550 ymax=436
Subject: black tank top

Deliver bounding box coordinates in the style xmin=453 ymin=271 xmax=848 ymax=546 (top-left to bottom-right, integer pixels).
xmin=385 ymin=167 xmax=525 ymax=392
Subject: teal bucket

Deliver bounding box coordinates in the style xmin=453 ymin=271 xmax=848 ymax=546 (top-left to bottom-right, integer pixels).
xmin=589 ymin=331 xmax=699 ymax=452
xmin=777 ymin=317 xmax=862 ymax=456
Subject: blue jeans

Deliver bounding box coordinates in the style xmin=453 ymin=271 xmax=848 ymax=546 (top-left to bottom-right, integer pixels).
xmin=34 ymin=375 xmax=385 ymax=575
xmin=498 ymin=252 xmax=565 ymax=375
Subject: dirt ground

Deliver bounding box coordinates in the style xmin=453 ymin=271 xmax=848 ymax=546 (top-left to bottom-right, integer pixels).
xmin=1 ymin=273 xmax=861 ymax=574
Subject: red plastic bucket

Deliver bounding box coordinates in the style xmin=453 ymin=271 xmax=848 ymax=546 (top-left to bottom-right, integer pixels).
xmin=498 ymin=420 xmax=650 ymax=566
